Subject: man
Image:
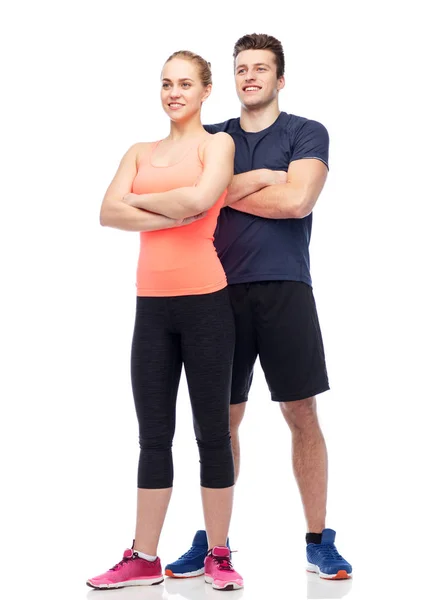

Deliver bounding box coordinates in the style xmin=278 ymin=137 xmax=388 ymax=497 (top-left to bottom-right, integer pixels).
xmin=165 ymin=33 xmax=352 ymax=581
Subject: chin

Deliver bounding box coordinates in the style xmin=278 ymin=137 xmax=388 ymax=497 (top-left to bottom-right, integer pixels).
xmin=243 ymin=100 xmax=264 ymax=110
xmin=163 ymin=109 xmax=184 ymax=120
xmin=170 ymin=113 xmax=194 ymax=124
xmin=238 ymin=94 xmax=259 ymax=107
xmin=171 ymin=109 xmax=200 ymax=123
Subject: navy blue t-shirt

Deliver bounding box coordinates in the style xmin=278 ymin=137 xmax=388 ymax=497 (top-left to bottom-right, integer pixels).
xmin=204 ymin=112 xmax=329 ymax=286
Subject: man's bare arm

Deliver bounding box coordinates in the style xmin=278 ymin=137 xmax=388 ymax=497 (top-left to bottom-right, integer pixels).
xmin=229 ymin=159 xmax=328 ymax=219
xmin=223 ymin=169 xmax=286 ymax=206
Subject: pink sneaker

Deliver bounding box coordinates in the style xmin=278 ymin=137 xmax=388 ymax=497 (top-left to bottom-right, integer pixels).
xmin=204 ymin=546 xmax=244 ymax=591
xmin=86 ymin=548 xmax=164 ymax=589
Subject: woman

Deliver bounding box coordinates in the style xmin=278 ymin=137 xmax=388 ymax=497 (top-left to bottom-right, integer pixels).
xmin=86 ymin=51 xmax=243 ymax=592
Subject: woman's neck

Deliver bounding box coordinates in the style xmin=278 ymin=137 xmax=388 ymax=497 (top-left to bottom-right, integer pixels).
xmin=167 ymin=115 xmax=206 ymax=141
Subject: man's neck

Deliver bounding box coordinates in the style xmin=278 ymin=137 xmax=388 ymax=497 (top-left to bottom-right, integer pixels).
xmin=239 ymin=103 xmax=281 ymax=133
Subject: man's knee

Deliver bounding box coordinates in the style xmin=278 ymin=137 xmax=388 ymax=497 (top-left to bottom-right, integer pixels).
xmin=280 ymin=396 xmax=318 ymax=430
xmin=230 ymin=402 xmax=246 ymax=432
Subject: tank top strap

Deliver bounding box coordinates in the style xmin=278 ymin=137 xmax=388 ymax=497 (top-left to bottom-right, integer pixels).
xmin=197 ymin=138 xmax=208 ymax=167
xmin=148 ymin=139 xmax=203 ymax=169
xmin=136 ymin=141 xmax=161 ymax=170
xmin=149 ymin=140 xmax=162 ymax=158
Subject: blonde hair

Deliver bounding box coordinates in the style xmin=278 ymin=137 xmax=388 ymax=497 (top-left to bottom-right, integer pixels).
xmin=165 ymin=50 xmax=212 ymax=86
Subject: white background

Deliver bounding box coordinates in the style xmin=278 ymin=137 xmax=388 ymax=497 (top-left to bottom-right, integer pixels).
xmin=1 ymin=1 xmax=423 ymax=599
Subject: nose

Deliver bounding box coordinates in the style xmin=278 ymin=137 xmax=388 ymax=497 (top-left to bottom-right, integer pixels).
xmin=169 ymin=88 xmax=181 ymax=99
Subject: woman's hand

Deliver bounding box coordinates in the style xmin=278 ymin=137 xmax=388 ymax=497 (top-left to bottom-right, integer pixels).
xmin=122 ymin=194 xmax=207 ymax=228
xmin=175 ymin=212 xmax=208 ymax=226
xmin=122 ymin=193 xmax=138 ymax=206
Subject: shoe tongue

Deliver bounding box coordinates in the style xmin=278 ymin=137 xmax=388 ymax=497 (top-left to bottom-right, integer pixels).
xmin=192 ymin=530 xmax=208 ymax=546
xmin=321 ymin=529 xmax=336 ymax=544
xmin=123 ymin=549 xmax=133 ymax=559
xmin=212 ymin=546 xmax=230 ymax=558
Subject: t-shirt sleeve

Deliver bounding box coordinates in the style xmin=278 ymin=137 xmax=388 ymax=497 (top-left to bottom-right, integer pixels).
xmin=203 ymin=123 xmax=223 ymax=134
xmin=290 ymin=120 xmax=329 ymax=169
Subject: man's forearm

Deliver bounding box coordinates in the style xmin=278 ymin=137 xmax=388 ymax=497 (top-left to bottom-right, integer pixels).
xmin=231 ymin=159 xmax=328 ymax=219
xmin=225 ymin=170 xmax=273 ymax=206
xmin=230 ymin=183 xmax=308 ymax=219
xmin=100 ymin=200 xmax=178 ymax=232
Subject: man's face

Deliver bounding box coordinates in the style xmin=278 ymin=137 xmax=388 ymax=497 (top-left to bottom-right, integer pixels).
xmin=234 ymin=49 xmax=285 ymax=109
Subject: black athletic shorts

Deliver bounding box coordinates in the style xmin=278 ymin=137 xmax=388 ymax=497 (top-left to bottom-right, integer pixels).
xmin=227 ymin=281 xmax=330 ymax=404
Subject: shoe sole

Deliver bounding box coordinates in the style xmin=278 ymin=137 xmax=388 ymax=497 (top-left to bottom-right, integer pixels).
xmin=307 ymin=563 xmax=352 ymax=580
xmin=165 ymin=568 xmax=204 ymax=578
xmin=86 ymin=577 xmax=164 ymax=589
xmin=205 ymin=575 xmax=243 ymax=590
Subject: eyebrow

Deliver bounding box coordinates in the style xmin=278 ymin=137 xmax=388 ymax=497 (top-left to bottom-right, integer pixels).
xmin=162 ymin=77 xmax=194 ymax=82
xmin=236 ymin=63 xmax=270 ymax=69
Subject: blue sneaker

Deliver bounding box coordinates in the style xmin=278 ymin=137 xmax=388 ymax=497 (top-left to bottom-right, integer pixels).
xmin=165 ymin=530 xmax=208 ymax=578
xmin=306 ymin=529 xmax=352 ymax=580
xmin=165 ymin=530 xmax=230 ymax=578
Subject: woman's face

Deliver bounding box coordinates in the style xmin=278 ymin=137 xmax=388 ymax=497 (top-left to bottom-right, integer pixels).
xmin=161 ymin=58 xmax=211 ymax=122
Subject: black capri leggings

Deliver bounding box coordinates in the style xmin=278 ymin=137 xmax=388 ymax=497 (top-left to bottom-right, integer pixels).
xmin=131 ymin=287 xmax=235 ymax=489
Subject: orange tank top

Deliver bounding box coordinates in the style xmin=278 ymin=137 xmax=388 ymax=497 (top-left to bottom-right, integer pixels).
xmin=132 ymin=140 xmax=227 ymax=297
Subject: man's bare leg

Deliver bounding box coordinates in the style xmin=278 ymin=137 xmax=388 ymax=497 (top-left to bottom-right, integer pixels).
xmin=229 ymin=402 xmax=247 ymax=482
xmin=280 ymin=396 xmax=327 ymax=533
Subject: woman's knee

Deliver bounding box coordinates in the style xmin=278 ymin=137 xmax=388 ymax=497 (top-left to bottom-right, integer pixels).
xmin=137 ymin=445 xmax=174 ymax=488
xmin=199 ymin=438 xmax=235 ymax=488
xmin=139 ymin=433 xmax=173 ymax=451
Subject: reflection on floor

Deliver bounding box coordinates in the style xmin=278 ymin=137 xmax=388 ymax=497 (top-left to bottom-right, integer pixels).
xmin=84 ymin=571 xmax=353 ymax=600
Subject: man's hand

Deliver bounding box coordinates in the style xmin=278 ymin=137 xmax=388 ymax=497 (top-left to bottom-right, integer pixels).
xmin=253 ymin=169 xmax=288 ymax=186
xmin=225 ymin=169 xmax=288 ymax=206
xmin=229 ymin=159 xmax=327 ymax=219
xmin=268 ymin=170 xmax=288 ymax=185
